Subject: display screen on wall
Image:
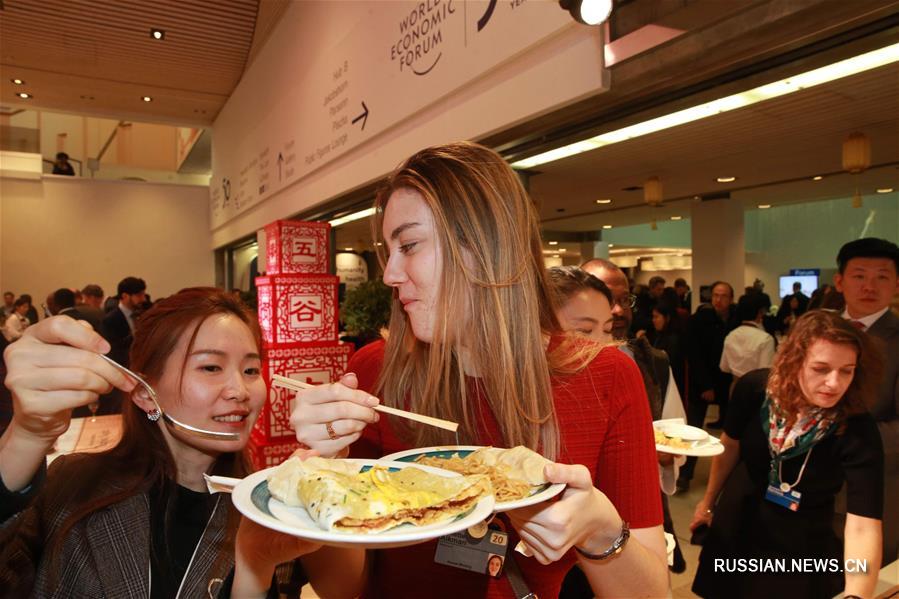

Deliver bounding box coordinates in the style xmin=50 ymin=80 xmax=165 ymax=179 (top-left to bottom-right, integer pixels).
xmin=778 ymin=275 xmax=818 ymax=299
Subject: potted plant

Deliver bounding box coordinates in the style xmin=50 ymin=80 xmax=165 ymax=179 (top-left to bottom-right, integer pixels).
xmin=339 ymin=280 xmax=393 ymax=348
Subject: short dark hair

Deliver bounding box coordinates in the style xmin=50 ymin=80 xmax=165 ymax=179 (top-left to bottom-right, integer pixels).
xmin=673 ymin=278 xmax=688 ymax=289
xmin=20 ymin=294 xmax=32 ymax=303
xmin=82 ymin=284 xmax=104 ymax=298
xmin=736 ymin=293 xmax=766 ymax=322
xmin=837 ymin=238 xmax=899 ymax=274
xmin=3 ymin=291 xmax=13 ymax=298
xmin=548 ymin=266 xmax=613 ymax=306
xmin=14 ymin=297 xmax=29 ymax=308
xmin=52 ymin=288 xmax=76 ymax=310
xmin=710 ymin=281 xmax=734 ymax=297
xmin=117 ymin=277 xmax=146 ymax=296
xmin=648 ymin=276 xmax=666 ymax=288
xmin=56 ymin=152 xmax=69 ymax=160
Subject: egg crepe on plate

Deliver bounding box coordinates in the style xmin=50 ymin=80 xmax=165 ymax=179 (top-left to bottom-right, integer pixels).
xmin=267 ymin=456 xmax=492 ymax=534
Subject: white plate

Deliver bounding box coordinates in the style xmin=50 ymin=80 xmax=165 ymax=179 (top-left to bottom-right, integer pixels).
xmin=231 ymin=459 xmax=495 ymax=549
xmin=381 ymin=446 xmax=566 ymax=512
xmin=654 ymin=434 xmax=724 ymax=457
xmin=657 ymin=423 xmax=708 ymax=442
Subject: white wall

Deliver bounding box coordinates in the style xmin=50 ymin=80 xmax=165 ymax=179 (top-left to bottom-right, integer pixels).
xmin=0 ymin=175 xmax=213 ymax=310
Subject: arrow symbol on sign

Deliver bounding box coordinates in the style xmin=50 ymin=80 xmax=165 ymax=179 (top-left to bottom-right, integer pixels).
xmin=278 ymin=152 xmax=284 ymax=181
xmin=352 ymin=101 xmax=369 ymax=131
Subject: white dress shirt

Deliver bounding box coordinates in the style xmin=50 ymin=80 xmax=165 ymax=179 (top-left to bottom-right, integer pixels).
xmin=3 ymin=313 xmax=29 ymax=342
xmin=719 ymin=321 xmax=776 ymax=378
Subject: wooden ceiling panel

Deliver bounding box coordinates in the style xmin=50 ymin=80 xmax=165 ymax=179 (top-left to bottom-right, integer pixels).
xmin=0 ymin=0 xmax=274 ymax=125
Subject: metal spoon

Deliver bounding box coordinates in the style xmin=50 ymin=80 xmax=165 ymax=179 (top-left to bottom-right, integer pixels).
xmin=98 ymin=354 xmax=240 ymax=441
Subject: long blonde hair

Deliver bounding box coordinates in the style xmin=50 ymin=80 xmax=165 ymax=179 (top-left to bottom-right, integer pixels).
xmin=373 ymin=142 xmax=584 ymax=460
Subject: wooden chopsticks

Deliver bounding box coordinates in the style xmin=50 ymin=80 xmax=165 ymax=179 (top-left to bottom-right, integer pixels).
xmin=271 ymin=374 xmax=459 ymax=432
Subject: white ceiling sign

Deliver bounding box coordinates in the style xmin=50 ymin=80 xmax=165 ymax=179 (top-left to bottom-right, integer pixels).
xmin=211 ymin=1 xmax=606 ymax=233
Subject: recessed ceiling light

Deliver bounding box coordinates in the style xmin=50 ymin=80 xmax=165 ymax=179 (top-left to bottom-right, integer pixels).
xmin=142 ymin=96 xmax=153 ymax=102
xmin=758 ymin=204 xmax=771 ymax=209
xmin=150 ymin=28 xmax=165 ymax=40
xmin=716 ymin=176 xmax=737 ymax=183
xmin=877 ymin=188 xmax=894 ymax=193
xmin=17 ymin=92 xmax=32 ymax=99
xmin=608 ymin=243 xmax=615 ymax=248
xmin=670 ymin=216 xmax=682 ymax=220
xmin=552 ymin=254 xmax=560 ymax=259
xmin=343 ymin=247 xmax=353 ymax=251
xmin=548 ymin=241 xmax=558 ymax=245
xmin=602 ymin=224 xmax=612 ymax=229
xmin=11 ymin=78 xmax=25 ymax=85
xmin=812 ymin=175 xmax=823 ymax=181
xmin=595 ymin=198 xmax=612 ymax=204
xmin=374 ymin=242 xmax=383 ymax=246
xmin=558 ymin=248 xmax=567 ymax=253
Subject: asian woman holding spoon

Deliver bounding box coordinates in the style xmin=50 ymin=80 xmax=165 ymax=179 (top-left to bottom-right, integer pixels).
xmin=0 ymin=287 xmax=361 ymax=598
xmin=289 ymin=142 xmax=669 ymax=598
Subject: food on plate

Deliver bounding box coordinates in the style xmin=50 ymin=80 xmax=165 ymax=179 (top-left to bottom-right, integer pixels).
xmin=267 ymin=456 xmax=491 ymax=533
xmin=653 ymin=428 xmax=692 ymax=450
xmin=414 ymin=446 xmax=551 ymax=502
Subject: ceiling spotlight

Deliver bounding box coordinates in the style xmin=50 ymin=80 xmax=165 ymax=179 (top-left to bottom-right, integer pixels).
xmin=142 ymin=96 xmax=153 ymax=102
xmin=595 ymin=198 xmax=612 ymax=204
xmin=812 ymin=175 xmax=823 ymax=181
xmin=602 ymin=224 xmax=612 ymax=229
xmin=559 ymin=0 xmax=613 ymax=25
xmin=11 ymin=78 xmax=25 ymax=85
xmin=343 ymin=247 xmax=353 ymax=251
xmin=758 ymin=204 xmax=771 ymax=209
xmin=374 ymin=242 xmax=383 ymax=246
xmin=876 ymin=188 xmax=894 ymax=193
xmin=548 ymin=241 xmax=558 ymax=245
xmin=716 ymin=176 xmax=737 ymax=183
xmin=150 ymin=28 xmax=165 ymax=40
xmin=670 ymin=216 xmax=682 ymax=221
xmin=552 ymin=254 xmax=560 ymax=259
xmin=17 ymin=92 xmax=32 ymax=99
xmin=608 ymin=243 xmax=615 ymax=248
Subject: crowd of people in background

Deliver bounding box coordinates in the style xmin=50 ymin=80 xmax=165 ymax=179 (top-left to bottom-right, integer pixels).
xmin=546 ymin=236 xmax=898 ymax=598
xmin=0 ymin=142 xmax=896 ymax=599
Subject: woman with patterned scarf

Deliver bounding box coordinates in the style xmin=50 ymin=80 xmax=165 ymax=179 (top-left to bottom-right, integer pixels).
xmin=689 ymin=310 xmax=884 ymax=598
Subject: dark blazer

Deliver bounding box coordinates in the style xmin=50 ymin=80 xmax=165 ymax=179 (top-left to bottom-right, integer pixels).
xmin=686 ymin=304 xmax=737 ymax=398
xmin=100 ymin=307 xmax=132 ymax=366
xmin=0 ymin=454 xmax=234 ymax=598
xmin=70 ymin=304 xmax=104 ymax=332
xmin=867 ymin=309 xmax=899 ymax=562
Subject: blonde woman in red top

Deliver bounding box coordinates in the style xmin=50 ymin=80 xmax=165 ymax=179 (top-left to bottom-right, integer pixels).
xmin=289 ymin=142 xmax=668 ymax=598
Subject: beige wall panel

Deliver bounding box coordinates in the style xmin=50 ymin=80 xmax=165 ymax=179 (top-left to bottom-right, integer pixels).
xmin=0 ymin=176 xmax=212 ymax=314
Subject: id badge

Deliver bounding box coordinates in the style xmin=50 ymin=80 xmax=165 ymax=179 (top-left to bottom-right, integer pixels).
xmin=435 ymin=527 xmax=508 ymax=577
xmin=764 ymin=484 xmax=801 ymax=511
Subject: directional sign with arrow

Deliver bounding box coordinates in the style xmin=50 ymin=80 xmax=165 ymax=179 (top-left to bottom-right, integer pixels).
xmin=352 ymin=101 xmax=369 ymax=131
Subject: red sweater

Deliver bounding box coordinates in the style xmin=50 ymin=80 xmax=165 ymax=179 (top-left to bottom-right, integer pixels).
xmin=348 ymin=338 xmax=662 ymax=599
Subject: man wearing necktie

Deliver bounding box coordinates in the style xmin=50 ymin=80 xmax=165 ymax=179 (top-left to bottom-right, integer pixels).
xmin=834 ymin=238 xmax=899 ymax=566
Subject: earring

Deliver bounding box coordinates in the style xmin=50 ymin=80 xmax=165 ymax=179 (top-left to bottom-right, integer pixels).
xmin=147 ymin=408 xmax=161 ymax=422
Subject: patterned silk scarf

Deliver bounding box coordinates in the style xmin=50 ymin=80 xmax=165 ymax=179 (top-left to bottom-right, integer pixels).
xmin=762 ymin=395 xmax=836 ymax=459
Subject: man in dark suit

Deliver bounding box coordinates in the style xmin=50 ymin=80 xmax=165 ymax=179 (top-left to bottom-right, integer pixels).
xmin=75 ymin=284 xmax=105 ymax=331
xmin=677 ymin=280 xmax=737 ymax=492
xmin=835 ymin=238 xmax=899 ymax=565
xmin=100 ymin=277 xmax=146 ymax=368
xmin=50 ymin=288 xmax=98 ymax=330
